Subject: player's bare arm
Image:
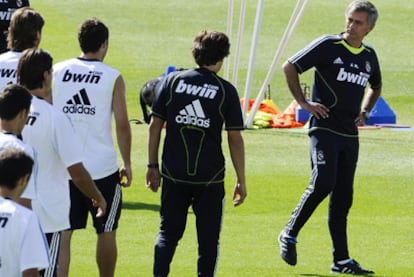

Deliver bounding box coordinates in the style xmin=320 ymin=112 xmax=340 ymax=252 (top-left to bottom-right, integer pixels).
xmin=113 ymin=75 xmax=132 ymax=187
xmin=67 ymin=163 xmax=107 ymax=217
xmin=227 ymin=130 xmax=247 ymax=206
xmin=146 ymin=116 xmax=163 ymax=192
xmin=356 ymin=86 xmax=382 ymax=125
xmin=283 ymin=61 xmax=330 ymax=119
xmin=22 ymin=267 xmax=40 ymax=277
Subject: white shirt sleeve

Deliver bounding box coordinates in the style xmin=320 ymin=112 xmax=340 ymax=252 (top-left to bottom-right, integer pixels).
xmin=20 ymin=146 xmax=38 ymax=200
xmin=52 ymin=110 xmax=84 ymax=168
xmin=20 ymin=213 xmax=50 ymax=272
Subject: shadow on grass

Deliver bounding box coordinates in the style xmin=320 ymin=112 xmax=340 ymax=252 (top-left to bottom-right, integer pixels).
xmin=299 ymin=273 xmax=332 ymax=277
xmin=299 ymin=273 xmax=391 ymax=277
xmin=122 ymin=201 xmax=160 ymax=211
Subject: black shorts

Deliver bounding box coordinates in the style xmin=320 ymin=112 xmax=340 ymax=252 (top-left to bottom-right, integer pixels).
xmin=68 ymin=171 xmax=122 ymax=234
xmin=41 ymin=232 xmax=61 ymax=277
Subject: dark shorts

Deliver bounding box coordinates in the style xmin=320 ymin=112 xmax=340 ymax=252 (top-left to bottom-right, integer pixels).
xmin=68 ymin=171 xmax=122 ymax=234
xmin=41 ymin=232 xmax=61 ymax=277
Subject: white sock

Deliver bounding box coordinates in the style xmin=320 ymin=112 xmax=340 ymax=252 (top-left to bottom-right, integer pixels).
xmin=337 ymin=259 xmax=352 ymax=265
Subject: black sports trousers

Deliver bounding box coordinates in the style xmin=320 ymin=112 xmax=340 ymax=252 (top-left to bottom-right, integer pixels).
xmin=285 ymin=130 xmax=359 ymax=261
xmin=154 ymin=179 xmax=225 ymax=277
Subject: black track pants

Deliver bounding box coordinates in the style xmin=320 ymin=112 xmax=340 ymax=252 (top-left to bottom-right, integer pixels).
xmin=285 ymin=131 xmax=359 ymax=261
xmin=154 ymin=179 xmax=225 ymax=277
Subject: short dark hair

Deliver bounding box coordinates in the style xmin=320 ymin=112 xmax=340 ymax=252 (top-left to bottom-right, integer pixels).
xmin=7 ymin=7 xmax=44 ymax=51
xmin=192 ymin=30 xmax=230 ymax=67
xmin=17 ymin=48 xmax=53 ymax=90
xmin=0 ymin=147 xmax=33 ymax=190
xmin=0 ymin=84 xmax=32 ymax=120
xmin=78 ymin=18 xmax=109 ymax=53
xmin=346 ymin=0 xmax=378 ymax=26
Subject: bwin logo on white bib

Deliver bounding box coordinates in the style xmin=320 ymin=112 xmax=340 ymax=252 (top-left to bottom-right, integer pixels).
xmin=175 ymin=99 xmax=210 ymax=128
xmin=62 ymin=69 xmax=102 ymax=84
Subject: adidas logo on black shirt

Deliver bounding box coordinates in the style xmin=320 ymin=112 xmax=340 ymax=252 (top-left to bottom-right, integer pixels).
xmin=175 ymin=99 xmax=210 ymax=128
xmin=62 ymin=89 xmax=96 ymax=115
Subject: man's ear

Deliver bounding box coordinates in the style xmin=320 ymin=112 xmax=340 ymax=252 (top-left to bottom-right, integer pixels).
xmin=42 ymin=69 xmax=51 ymax=85
xmin=102 ymin=40 xmax=108 ymax=50
xmin=17 ymin=109 xmax=28 ymax=119
xmin=16 ymin=174 xmax=31 ymax=196
xmin=366 ymin=24 xmax=375 ymax=35
xmin=35 ymin=31 xmax=42 ymax=46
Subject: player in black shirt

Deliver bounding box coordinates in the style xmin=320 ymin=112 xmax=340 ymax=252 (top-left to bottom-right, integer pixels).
xmin=278 ymin=1 xmax=381 ymax=275
xmin=146 ymin=30 xmax=247 ymax=277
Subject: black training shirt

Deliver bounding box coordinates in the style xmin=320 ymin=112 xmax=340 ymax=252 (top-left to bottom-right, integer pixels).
xmin=289 ymin=34 xmax=382 ymax=137
xmin=152 ymin=67 xmax=244 ymax=185
xmin=0 ymin=0 xmax=30 ymax=53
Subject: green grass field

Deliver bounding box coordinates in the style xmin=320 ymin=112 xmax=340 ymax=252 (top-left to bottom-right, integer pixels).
xmin=33 ymin=0 xmax=413 ymax=276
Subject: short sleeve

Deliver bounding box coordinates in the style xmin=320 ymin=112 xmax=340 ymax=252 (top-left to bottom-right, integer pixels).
xmin=20 ymin=146 xmax=37 ymax=200
xmin=52 ymin=110 xmax=84 ymax=168
xmin=288 ymin=34 xmax=330 ymax=74
xmin=223 ymin=84 xmax=244 ymax=130
xmin=20 ymin=213 xmax=50 ymax=272
xmin=368 ymin=50 xmax=382 ymax=89
xmin=151 ymin=77 xmax=169 ymax=120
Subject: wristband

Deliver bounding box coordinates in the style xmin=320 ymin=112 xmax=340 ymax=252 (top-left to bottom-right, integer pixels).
xmin=361 ymin=109 xmax=370 ymax=120
xmin=147 ymin=163 xmax=159 ymax=169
